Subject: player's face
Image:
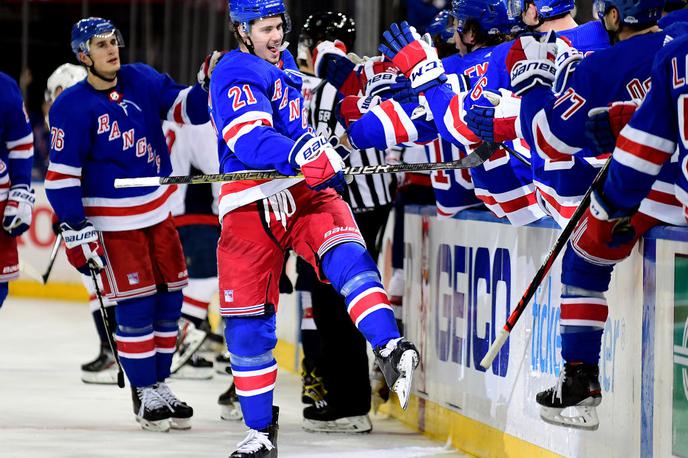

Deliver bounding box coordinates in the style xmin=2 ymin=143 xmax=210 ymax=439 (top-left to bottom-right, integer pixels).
xmin=247 ymin=16 xmax=285 ymax=64
xmin=82 ymin=35 xmax=121 ymax=77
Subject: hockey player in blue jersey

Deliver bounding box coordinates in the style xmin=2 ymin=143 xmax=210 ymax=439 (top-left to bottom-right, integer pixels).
xmin=0 ymin=72 xmax=35 ymax=311
xmin=45 ymin=17 xmax=210 ymax=432
xmin=659 ymin=0 xmax=688 ymax=27
xmin=211 ymin=1 xmax=419 ymax=456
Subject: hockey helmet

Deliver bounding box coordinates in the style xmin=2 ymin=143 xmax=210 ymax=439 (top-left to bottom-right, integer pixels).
xmin=299 ymin=12 xmax=356 ymax=53
xmin=452 ymin=0 xmax=525 ymax=35
xmin=229 ymin=0 xmax=291 ymax=33
xmin=505 ymin=0 xmax=575 ymax=20
xmin=427 ymin=10 xmax=456 ymax=42
xmin=70 ymin=17 xmax=125 ymax=56
xmin=593 ymin=0 xmax=665 ymax=25
xmin=45 ymin=63 xmax=87 ymax=103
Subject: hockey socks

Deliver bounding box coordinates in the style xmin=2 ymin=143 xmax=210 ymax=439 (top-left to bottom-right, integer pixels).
xmin=154 ymin=291 xmax=182 ymax=381
xmin=559 ymin=293 xmax=607 ymax=365
xmin=115 ymin=296 xmax=158 ymax=387
xmin=0 ymin=282 xmax=7 ymax=309
xmin=180 ymin=277 xmax=216 ymax=328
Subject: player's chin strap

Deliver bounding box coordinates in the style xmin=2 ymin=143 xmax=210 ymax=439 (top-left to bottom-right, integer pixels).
xmin=84 ymin=56 xmax=117 ymax=83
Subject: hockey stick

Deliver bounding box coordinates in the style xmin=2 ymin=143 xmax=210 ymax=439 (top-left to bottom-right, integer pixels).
xmin=113 ymin=141 xmax=499 ymax=188
xmin=480 ymin=156 xmax=612 ymax=369
xmin=89 ymin=267 xmax=126 ymax=388
xmin=499 ymin=142 xmax=532 ymax=167
xmin=41 ymin=234 xmax=62 ymax=284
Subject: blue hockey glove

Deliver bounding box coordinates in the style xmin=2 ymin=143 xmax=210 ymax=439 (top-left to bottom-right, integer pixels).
xmin=585 ymin=101 xmax=639 ymax=154
xmin=465 ymin=90 xmax=520 ymax=143
xmin=506 ymin=31 xmax=558 ymax=96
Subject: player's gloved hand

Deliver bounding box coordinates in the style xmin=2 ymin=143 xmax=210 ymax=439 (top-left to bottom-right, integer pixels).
xmin=336 ymin=95 xmax=382 ymax=128
xmin=572 ymin=189 xmax=638 ymax=263
xmin=465 ymin=90 xmax=521 ymax=143
xmin=379 ymin=21 xmax=447 ymax=94
xmin=585 ymin=101 xmax=640 ymax=154
xmin=197 ymin=50 xmax=227 ymax=91
xmin=384 ymin=76 xmax=418 ymax=105
xmin=289 ymin=133 xmax=348 ymax=192
xmin=313 ymin=41 xmax=361 ymax=97
xmin=60 ymin=219 xmax=106 ymax=275
xmin=360 ymin=57 xmax=400 ymax=98
xmin=506 ymin=31 xmax=558 ymax=96
xmin=3 ymin=184 xmax=35 ymax=236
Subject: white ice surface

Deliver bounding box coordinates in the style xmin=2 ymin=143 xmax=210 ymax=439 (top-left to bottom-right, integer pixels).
xmin=0 ymin=298 xmax=465 ymax=458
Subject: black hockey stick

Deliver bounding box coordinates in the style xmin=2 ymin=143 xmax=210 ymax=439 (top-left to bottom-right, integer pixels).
xmin=480 ymin=156 xmax=612 ymax=369
xmin=41 ymin=234 xmax=62 ymax=284
xmin=89 ymin=267 xmax=126 ymax=388
xmin=498 ymin=142 xmax=532 ymax=167
xmin=113 ymin=141 xmax=499 ymax=188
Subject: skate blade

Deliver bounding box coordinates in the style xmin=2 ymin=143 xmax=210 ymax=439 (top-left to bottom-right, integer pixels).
xmin=302 ymin=415 xmax=373 ymax=434
xmin=392 ymin=350 xmax=419 ymax=411
xmin=170 ymin=417 xmax=192 ymax=430
xmin=220 ymin=405 xmax=243 ymax=421
xmin=81 ymin=370 xmax=118 ymax=384
xmin=170 ymin=329 xmax=208 ymax=373
xmin=540 ymin=405 xmax=600 ymax=431
xmin=170 ymin=367 xmax=214 ymax=380
xmin=136 ymin=416 xmax=171 ymax=432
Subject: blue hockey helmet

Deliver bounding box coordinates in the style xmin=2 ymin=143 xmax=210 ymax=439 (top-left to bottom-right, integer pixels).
xmin=452 ymin=0 xmax=525 ymax=35
xmin=229 ymin=0 xmax=291 ymax=33
xmin=70 ymin=17 xmax=125 ymax=56
xmin=593 ymin=0 xmax=665 ymax=25
xmin=505 ymin=0 xmax=575 ymax=20
xmin=427 ymin=10 xmax=456 ymax=42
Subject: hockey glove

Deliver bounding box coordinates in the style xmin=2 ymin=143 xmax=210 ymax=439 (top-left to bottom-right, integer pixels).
xmin=585 ymin=101 xmax=640 ymax=154
xmin=466 ymin=90 xmax=521 ymax=143
xmin=506 ymin=31 xmax=558 ymax=96
xmin=197 ymin=50 xmax=227 ymax=91
xmin=289 ymin=133 xmax=348 ymax=192
xmin=60 ymin=219 xmax=106 ymax=275
xmin=379 ymin=21 xmax=447 ymax=94
xmin=336 ymin=95 xmax=382 ymax=128
xmin=3 ymin=184 xmax=35 ymax=236
xmin=360 ymin=57 xmax=400 ymax=98
xmin=385 ymin=76 xmax=418 ymax=105
xmin=314 ymin=41 xmax=361 ymax=97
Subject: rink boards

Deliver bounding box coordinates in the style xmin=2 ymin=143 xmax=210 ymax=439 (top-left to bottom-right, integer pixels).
xmin=381 ymin=205 xmax=688 ymax=458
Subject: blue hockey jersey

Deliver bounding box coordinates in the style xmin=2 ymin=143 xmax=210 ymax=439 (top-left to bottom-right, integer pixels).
xmin=209 ymin=49 xmax=313 ymax=217
xmin=602 ymin=35 xmax=688 ymax=223
xmin=519 ymin=25 xmax=688 ymax=226
xmin=0 ymin=72 xmax=33 ymax=203
xmin=659 ymin=8 xmax=688 ymax=28
xmin=45 ymin=63 xmax=209 ymax=231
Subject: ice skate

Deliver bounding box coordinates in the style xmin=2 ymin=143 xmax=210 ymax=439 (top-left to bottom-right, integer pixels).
xmin=301 ymin=360 xmax=326 ymax=405
xmin=302 ymin=400 xmax=372 ymax=433
xmin=155 ymin=382 xmax=193 ymax=430
xmin=229 ymin=406 xmax=279 ymax=458
xmin=536 ymin=362 xmax=602 ymax=431
xmin=373 ymin=337 xmax=419 ymax=410
xmin=171 ymin=354 xmax=214 ymax=380
xmin=218 ymin=382 xmax=243 ymax=421
xmin=370 ymin=364 xmax=390 ymax=414
xmin=81 ymin=343 xmax=118 ymax=385
xmin=170 ymin=317 xmax=207 ymax=374
xmin=216 ymin=351 xmax=232 ymax=376
xmin=131 ymin=385 xmax=173 ymax=432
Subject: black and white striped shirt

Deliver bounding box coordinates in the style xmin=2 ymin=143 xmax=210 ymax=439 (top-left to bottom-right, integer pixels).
xmin=302 ymin=74 xmax=396 ymax=211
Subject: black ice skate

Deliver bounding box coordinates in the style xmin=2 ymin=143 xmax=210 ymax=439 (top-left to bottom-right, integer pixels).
xmin=216 ymin=351 xmax=232 ymax=376
xmin=218 ymin=382 xmax=243 ymax=421
xmin=131 ymin=385 xmax=173 ymax=432
xmin=536 ymin=362 xmax=602 ymax=431
xmin=155 ymin=382 xmax=193 ymax=430
xmin=230 ymin=406 xmax=279 ymax=458
xmin=171 ymin=354 xmax=214 ymax=380
xmin=81 ymin=343 xmax=118 ymax=385
xmin=302 ymin=400 xmax=372 ymax=434
xmin=170 ymin=317 xmax=207 ymax=374
xmin=301 ymin=360 xmax=326 ymax=405
xmin=373 ymin=337 xmax=419 ymax=410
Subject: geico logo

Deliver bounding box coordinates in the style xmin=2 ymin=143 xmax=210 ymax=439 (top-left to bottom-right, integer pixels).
xmin=434 ymin=243 xmax=511 ymax=377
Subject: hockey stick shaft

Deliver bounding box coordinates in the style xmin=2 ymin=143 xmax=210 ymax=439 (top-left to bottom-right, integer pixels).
xmin=499 ymin=142 xmax=532 ymax=167
xmin=480 ymin=156 xmax=612 ymax=369
xmin=41 ymin=234 xmax=62 ymax=284
xmin=114 ymin=142 xmax=498 ymax=188
xmin=89 ymin=267 xmax=126 ymax=388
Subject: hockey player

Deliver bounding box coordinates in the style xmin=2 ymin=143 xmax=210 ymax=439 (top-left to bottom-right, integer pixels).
xmin=0 ymin=72 xmax=35 ymax=311
xmin=211 ymin=1 xmax=419 ymax=455
xmin=45 ymin=17 xmax=209 ymax=432
xmin=659 ymin=0 xmax=688 ymax=27
xmin=495 ymin=0 xmax=687 ymax=429
xmin=164 ymin=120 xmax=220 ymax=380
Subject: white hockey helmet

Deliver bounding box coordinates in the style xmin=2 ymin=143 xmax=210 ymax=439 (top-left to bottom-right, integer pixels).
xmin=45 ymin=63 xmax=87 ymax=104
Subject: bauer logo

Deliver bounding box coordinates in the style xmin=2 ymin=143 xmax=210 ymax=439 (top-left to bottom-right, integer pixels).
xmin=434 ymin=243 xmax=511 ymax=377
